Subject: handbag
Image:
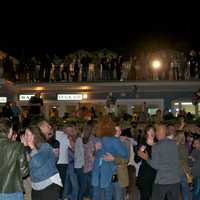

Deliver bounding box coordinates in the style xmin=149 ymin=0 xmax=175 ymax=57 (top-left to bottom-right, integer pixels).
xmin=183 ymin=167 xmax=193 ymax=185
xmin=112 ymin=174 xmax=118 ymax=182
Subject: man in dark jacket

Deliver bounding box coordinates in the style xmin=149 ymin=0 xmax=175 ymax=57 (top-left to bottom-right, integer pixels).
xmin=0 ymin=118 xmax=29 ymax=200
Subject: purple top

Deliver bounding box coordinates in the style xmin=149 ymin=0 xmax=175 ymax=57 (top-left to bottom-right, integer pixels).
xmin=83 ymin=136 xmax=97 ymax=173
xmin=186 ymin=142 xmax=193 ymax=154
xmin=68 ymin=147 xmax=75 ymax=164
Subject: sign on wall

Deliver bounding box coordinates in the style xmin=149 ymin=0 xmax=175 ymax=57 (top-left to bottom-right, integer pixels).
xmin=57 ymin=94 xmax=83 ymax=101
xmin=0 ymin=97 xmax=7 ymax=103
xmin=19 ymin=94 xmax=34 ymax=101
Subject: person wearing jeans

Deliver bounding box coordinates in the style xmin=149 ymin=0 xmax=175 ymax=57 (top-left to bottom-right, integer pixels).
xmin=0 ymin=192 xmax=24 ymax=200
xmin=193 ymin=177 xmax=200 ymax=200
xmin=180 ymin=175 xmax=190 ymax=200
xmin=75 ymin=168 xmax=85 ymax=200
xmin=82 ymin=123 xmax=97 ymax=199
xmin=189 ymin=138 xmax=200 ymax=200
xmin=112 ymin=182 xmax=126 ymax=200
xmin=93 ymin=185 xmax=113 ymax=200
xmin=174 ymin=131 xmax=190 ymax=200
xmin=56 ymin=129 xmax=69 ymax=200
xmin=63 ymin=146 xmax=79 ymax=200
xmin=74 ymin=137 xmax=85 ymax=200
xmin=92 ymin=117 xmax=128 ymax=200
xmin=83 ymin=171 xmax=93 ymax=198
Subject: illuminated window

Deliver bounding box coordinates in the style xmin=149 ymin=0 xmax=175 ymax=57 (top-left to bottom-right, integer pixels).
xmin=172 ymin=101 xmax=195 ymax=114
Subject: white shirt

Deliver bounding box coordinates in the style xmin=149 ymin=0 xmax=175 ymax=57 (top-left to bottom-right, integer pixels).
xmin=74 ymin=137 xmax=85 ymax=169
xmin=56 ymin=130 xmax=69 ymax=164
xmin=32 ymin=173 xmax=63 ymax=190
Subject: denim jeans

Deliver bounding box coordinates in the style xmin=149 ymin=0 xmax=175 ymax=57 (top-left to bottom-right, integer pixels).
xmin=193 ymin=177 xmax=200 ymax=200
xmin=57 ymin=164 xmax=68 ymax=200
xmin=83 ymin=171 xmax=93 ymax=198
xmin=75 ymin=168 xmax=85 ymax=200
xmin=180 ymin=175 xmax=190 ymax=200
xmin=63 ymin=164 xmax=79 ymax=200
xmin=112 ymin=182 xmax=126 ymax=200
xmin=0 ymin=192 xmax=23 ymax=200
xmin=93 ymin=185 xmax=113 ymax=200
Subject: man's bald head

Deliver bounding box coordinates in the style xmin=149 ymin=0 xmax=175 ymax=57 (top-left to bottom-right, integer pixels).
xmin=155 ymin=124 xmax=167 ymax=140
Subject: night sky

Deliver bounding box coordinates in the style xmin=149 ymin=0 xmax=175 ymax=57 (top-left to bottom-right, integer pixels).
xmin=0 ymin=3 xmax=199 ymax=58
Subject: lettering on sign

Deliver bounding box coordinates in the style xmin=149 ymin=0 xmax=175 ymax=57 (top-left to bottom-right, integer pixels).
xmin=0 ymin=97 xmax=7 ymax=103
xmin=19 ymin=95 xmax=34 ymax=101
xmin=57 ymin=94 xmax=83 ymax=101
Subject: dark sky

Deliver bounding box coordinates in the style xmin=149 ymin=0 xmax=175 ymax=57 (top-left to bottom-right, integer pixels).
xmin=0 ymin=3 xmax=199 ymax=57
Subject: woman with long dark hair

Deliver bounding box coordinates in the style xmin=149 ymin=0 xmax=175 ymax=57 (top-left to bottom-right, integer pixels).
xmin=24 ymin=125 xmax=62 ymax=200
xmin=135 ymin=125 xmax=157 ymax=200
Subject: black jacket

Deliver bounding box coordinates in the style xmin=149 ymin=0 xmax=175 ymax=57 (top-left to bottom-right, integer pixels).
xmin=135 ymin=143 xmax=156 ymax=189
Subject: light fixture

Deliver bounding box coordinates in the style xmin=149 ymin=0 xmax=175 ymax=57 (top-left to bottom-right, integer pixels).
xmin=152 ymin=60 xmax=161 ymax=70
xmin=82 ymin=94 xmax=88 ymax=99
xmin=181 ymin=102 xmax=192 ymax=105
xmin=34 ymin=86 xmax=45 ymax=91
xmin=80 ymin=86 xmax=90 ymax=90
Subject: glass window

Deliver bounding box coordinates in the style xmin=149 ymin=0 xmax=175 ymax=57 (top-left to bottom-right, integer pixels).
xmin=172 ymin=101 xmax=195 ymax=114
xmin=198 ymin=103 xmax=200 ymax=115
xmin=181 ymin=102 xmax=195 ymax=114
xmin=148 ymin=108 xmax=158 ymax=115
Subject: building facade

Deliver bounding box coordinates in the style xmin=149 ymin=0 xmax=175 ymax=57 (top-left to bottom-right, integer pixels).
xmin=0 ymin=80 xmax=199 ymax=118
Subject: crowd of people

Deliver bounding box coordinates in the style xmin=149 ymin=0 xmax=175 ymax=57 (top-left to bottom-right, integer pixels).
xmin=0 ymin=102 xmax=200 ymax=200
xmin=1 ymin=49 xmax=200 ymax=83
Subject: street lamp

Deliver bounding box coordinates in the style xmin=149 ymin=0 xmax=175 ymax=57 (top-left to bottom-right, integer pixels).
xmin=152 ymin=60 xmax=161 ymax=70
xmin=152 ymin=60 xmax=162 ymax=80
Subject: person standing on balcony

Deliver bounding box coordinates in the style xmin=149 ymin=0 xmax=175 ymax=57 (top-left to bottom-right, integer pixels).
xmin=74 ymin=57 xmax=80 ymax=82
xmin=189 ymin=50 xmax=197 ymax=79
xmin=81 ymin=56 xmax=90 ymax=82
xmin=101 ymin=54 xmax=108 ymax=81
xmin=116 ymin=55 xmax=123 ymax=81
